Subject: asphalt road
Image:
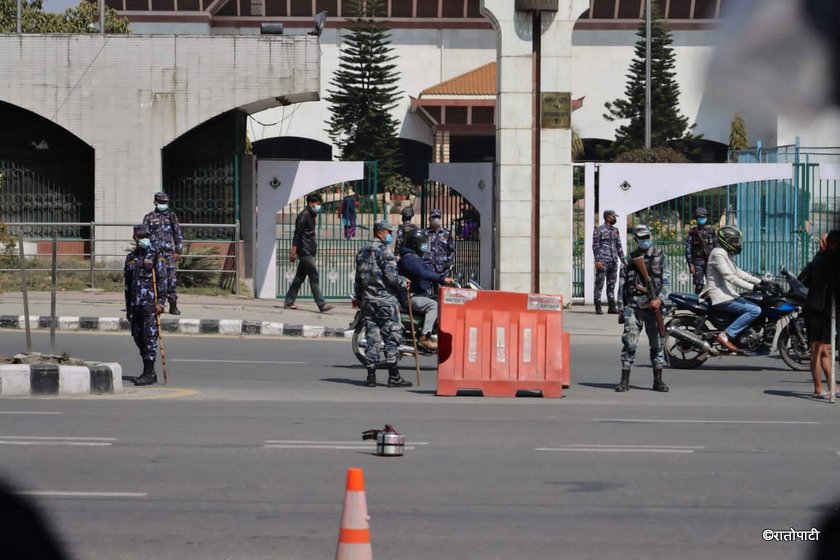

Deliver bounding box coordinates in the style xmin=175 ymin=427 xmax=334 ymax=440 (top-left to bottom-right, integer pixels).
xmin=1 ymin=331 xmax=838 ymax=560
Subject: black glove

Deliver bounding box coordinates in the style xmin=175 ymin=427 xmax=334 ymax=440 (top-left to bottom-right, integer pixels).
xmin=617 ymin=308 xmax=625 ymax=324
xmin=756 ymin=280 xmax=773 ymax=291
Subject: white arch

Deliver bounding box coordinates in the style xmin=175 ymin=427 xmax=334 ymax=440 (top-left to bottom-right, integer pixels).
xmin=583 ymin=162 xmax=794 ymax=304
xmin=254 ymin=161 xmax=365 ymax=299
xmin=428 ymin=163 xmax=495 ymax=288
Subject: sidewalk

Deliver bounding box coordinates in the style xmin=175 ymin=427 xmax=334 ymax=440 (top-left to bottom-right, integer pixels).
xmin=0 ymin=290 xmax=620 ymax=338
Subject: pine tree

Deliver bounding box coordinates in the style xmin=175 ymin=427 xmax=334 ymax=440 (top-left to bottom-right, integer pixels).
xmin=728 ymin=113 xmax=749 ymax=160
xmin=603 ymin=0 xmax=698 ymax=157
xmin=326 ymin=0 xmax=402 ymax=189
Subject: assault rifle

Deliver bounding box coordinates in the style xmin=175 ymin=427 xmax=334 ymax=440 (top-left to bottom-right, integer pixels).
xmin=631 ymin=255 xmax=666 ymax=337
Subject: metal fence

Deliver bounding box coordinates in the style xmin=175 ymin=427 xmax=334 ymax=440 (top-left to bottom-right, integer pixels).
xmin=420 ymin=180 xmax=481 ymax=285
xmin=0 ymin=222 xmax=240 ymax=294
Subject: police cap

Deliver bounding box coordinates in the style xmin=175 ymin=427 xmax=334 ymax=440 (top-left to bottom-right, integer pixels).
xmin=430 ymin=209 xmax=442 ymax=219
xmin=633 ymin=224 xmax=652 ymax=239
xmin=154 ymin=192 xmax=169 ymax=204
xmin=603 ymin=209 xmax=618 ymax=219
xmin=373 ymin=220 xmax=395 ymax=232
xmin=133 ymin=224 xmax=151 ymax=238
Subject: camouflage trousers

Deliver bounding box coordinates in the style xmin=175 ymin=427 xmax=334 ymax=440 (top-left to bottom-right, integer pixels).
xmin=620 ymin=306 xmax=665 ymax=369
xmin=129 ymin=309 xmax=159 ymax=362
xmin=689 ymin=258 xmax=708 ymax=295
xmin=594 ymin=261 xmax=619 ymax=304
xmin=161 ymin=252 xmax=178 ymax=304
xmin=363 ymin=302 xmax=402 ymax=368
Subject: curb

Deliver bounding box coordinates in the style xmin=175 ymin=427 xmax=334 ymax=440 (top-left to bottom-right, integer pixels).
xmin=0 ymin=315 xmax=354 ymax=339
xmin=0 ymin=362 xmax=123 ymax=396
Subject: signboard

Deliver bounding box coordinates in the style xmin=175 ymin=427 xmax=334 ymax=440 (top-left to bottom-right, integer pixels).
xmin=516 ymin=0 xmax=559 ymax=11
xmin=443 ymin=289 xmax=478 ymax=305
xmin=527 ymin=294 xmax=563 ymax=311
xmin=541 ymin=92 xmax=571 ymax=129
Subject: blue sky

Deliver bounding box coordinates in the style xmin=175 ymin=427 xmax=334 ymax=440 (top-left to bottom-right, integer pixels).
xmin=42 ymin=0 xmax=82 ymax=13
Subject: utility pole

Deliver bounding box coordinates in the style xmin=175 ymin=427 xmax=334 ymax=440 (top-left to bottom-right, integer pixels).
xmin=100 ymin=0 xmax=106 ymax=33
xmin=17 ymin=0 xmax=22 ymax=34
xmin=645 ymin=0 xmax=652 ymax=149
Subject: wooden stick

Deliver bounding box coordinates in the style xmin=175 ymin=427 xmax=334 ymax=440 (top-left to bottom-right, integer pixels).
xmin=405 ymin=285 xmax=421 ymax=387
xmin=830 ymin=291 xmax=836 ymax=404
xmin=152 ymin=268 xmax=168 ymax=385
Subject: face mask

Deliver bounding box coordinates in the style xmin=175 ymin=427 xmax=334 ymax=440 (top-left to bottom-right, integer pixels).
xmin=430 ymin=218 xmax=442 ymax=227
xmin=312 ymin=204 xmax=322 ymax=213
xmin=697 ymin=217 xmax=707 ymax=225
xmin=419 ymin=243 xmax=429 ymax=253
xmin=384 ymin=233 xmax=394 ymax=244
xmin=138 ymin=238 xmax=151 ymax=251
xmin=637 ymin=239 xmax=652 ymax=250
xmin=156 ymin=204 xmax=168 ymax=212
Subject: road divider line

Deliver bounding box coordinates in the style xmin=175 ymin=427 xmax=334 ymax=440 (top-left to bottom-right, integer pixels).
xmin=536 ymin=447 xmax=696 ymax=454
xmin=264 ymin=444 xmax=417 ymax=450
xmin=565 ymin=444 xmax=704 ymax=449
xmin=0 ymin=441 xmax=113 ymax=446
xmin=17 ymin=491 xmax=146 ymax=498
xmin=0 ymin=411 xmax=62 ymax=415
xmin=0 ymin=436 xmax=116 ymax=441
xmin=172 ymin=359 xmax=306 ymax=364
xmin=264 ymin=440 xmax=428 ymax=445
xmin=593 ymin=419 xmax=818 ymax=425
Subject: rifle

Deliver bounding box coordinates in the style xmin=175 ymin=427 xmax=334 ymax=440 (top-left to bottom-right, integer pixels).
xmin=631 ymin=255 xmax=666 ymax=337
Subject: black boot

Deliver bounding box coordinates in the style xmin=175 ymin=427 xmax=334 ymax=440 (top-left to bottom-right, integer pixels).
xmin=615 ymin=368 xmax=630 ymax=392
xmin=653 ymin=368 xmax=669 ymax=392
xmin=168 ymin=302 xmax=181 ymax=315
xmin=134 ymin=360 xmax=157 ymax=386
xmin=607 ymin=301 xmax=619 ymax=314
xmin=595 ymin=301 xmax=603 ymax=315
xmin=387 ymin=365 xmax=412 ymax=388
xmin=365 ymin=368 xmax=377 ymax=388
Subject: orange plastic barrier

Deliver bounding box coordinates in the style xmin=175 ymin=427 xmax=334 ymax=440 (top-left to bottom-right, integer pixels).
xmin=437 ymin=289 xmax=569 ymax=397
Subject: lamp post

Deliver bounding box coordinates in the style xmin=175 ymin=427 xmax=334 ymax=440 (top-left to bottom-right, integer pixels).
xmin=17 ymin=0 xmax=22 ymax=34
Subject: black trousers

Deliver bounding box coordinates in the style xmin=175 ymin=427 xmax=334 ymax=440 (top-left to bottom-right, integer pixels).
xmin=284 ymin=255 xmax=325 ymax=308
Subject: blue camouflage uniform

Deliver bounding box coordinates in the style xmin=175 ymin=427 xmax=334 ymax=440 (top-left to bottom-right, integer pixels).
xmin=618 ymin=246 xmax=670 ymax=369
xmin=423 ymin=226 xmax=455 ymax=275
xmin=354 ymin=238 xmax=407 ymax=368
xmin=593 ymin=223 xmax=624 ymax=306
xmin=124 ymin=241 xmax=168 ymax=363
xmin=143 ymin=205 xmax=183 ymax=305
xmin=684 ymin=224 xmax=716 ymax=294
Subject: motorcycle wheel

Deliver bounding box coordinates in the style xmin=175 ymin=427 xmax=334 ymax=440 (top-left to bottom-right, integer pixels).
xmin=351 ymin=322 xmax=369 ymax=366
xmin=778 ymin=320 xmax=811 ymax=371
xmin=664 ymin=315 xmax=710 ymax=369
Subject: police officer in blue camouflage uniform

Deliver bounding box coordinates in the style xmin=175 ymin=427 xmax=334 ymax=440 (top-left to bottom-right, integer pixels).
xmin=683 ymin=206 xmax=716 ymax=294
xmin=616 ymin=224 xmax=671 ymax=393
xmin=143 ymin=192 xmax=183 ymax=315
xmin=124 ymin=224 xmax=168 ymax=386
xmin=354 ymin=220 xmax=413 ymax=388
xmin=593 ymin=209 xmax=624 ymax=315
xmin=424 ymin=208 xmax=456 ymax=275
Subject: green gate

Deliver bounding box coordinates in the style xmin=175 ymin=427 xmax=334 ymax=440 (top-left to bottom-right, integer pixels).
xmin=275 ymin=161 xmax=382 ymax=300
xmin=420 ymin=180 xmax=480 ymax=285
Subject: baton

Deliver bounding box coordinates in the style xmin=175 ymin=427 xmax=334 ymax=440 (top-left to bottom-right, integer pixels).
xmin=405 ymin=285 xmax=421 ymax=387
xmin=152 ymin=268 xmax=169 ymax=385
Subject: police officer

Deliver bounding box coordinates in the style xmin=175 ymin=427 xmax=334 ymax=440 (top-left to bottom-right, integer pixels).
xmin=143 ymin=192 xmax=183 ymax=315
xmin=424 ymin=208 xmax=456 ymax=275
xmin=593 ymin=209 xmax=624 ymax=315
xmin=616 ymin=224 xmax=671 ymax=393
xmin=354 ymin=220 xmax=413 ymax=388
xmin=394 ymin=205 xmax=417 ymax=255
xmin=684 ymin=206 xmax=716 ymax=294
xmin=124 ymin=224 xmax=168 ymax=386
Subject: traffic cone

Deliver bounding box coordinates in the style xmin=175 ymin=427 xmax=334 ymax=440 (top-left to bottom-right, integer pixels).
xmin=335 ymin=467 xmax=372 ymax=560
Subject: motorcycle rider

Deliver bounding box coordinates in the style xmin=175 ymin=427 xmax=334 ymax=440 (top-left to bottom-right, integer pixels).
xmin=397 ymin=228 xmax=456 ymax=351
xmin=354 ymin=220 xmax=413 ymax=388
xmin=616 ymin=224 xmax=671 ymax=393
xmin=684 ymin=206 xmax=716 ymax=294
xmin=704 ymin=225 xmax=766 ymax=351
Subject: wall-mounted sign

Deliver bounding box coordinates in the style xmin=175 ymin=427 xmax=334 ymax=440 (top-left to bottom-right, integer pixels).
xmin=541 ymin=92 xmax=571 ymax=129
xmin=516 ymin=0 xmax=559 ymax=11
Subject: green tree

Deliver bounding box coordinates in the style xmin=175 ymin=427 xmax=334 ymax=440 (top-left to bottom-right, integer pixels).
xmin=603 ymin=0 xmax=698 ymax=158
xmin=325 ymin=0 xmax=402 ymax=190
xmin=728 ymin=113 xmax=749 ymax=160
xmin=0 ymin=0 xmax=129 ymax=33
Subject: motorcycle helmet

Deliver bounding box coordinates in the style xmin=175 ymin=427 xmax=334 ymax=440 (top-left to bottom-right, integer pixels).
xmin=405 ymin=227 xmax=430 ymax=253
xmin=694 ymin=207 xmax=708 ymax=218
xmin=400 ymin=206 xmax=415 ymax=223
xmin=717 ymin=225 xmax=743 ymax=255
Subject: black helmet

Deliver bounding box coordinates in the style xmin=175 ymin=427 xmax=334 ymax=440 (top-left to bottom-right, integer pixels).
xmin=717 ymin=225 xmax=742 ymax=255
xmin=405 ymin=228 xmax=429 ymax=253
xmin=400 ymin=206 xmax=415 ymax=222
xmin=695 ymin=207 xmax=708 ymax=218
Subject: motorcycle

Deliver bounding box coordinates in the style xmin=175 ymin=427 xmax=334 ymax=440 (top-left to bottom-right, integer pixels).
xmin=664 ymin=267 xmax=810 ymax=370
xmin=349 ymin=280 xmax=480 ymax=366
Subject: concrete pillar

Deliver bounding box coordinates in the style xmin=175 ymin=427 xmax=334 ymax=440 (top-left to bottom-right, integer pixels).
xmin=480 ymin=0 xmax=588 ymax=301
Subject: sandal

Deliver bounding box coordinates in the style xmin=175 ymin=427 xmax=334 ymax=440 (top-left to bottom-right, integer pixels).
xmin=813 ymin=391 xmax=828 ymax=399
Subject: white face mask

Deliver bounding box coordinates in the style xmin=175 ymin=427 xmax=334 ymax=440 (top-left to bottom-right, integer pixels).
xmin=138 ymin=238 xmax=151 ymax=251
xmin=156 ymin=204 xmax=168 ymax=212
xmin=312 ymin=204 xmax=322 ymax=213
xmin=430 ymin=218 xmax=442 ymax=228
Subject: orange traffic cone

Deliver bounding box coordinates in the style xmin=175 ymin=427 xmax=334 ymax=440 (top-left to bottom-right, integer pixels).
xmin=335 ymin=467 xmax=372 ymax=560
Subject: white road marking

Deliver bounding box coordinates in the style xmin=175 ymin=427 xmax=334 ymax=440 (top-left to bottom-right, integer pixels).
xmin=17 ymin=491 xmax=146 ymax=498
xmin=594 ymin=419 xmax=818 ymax=425
xmin=0 ymin=436 xmax=115 ymax=446
xmin=566 ymin=444 xmax=704 ymax=449
xmin=0 ymin=441 xmax=113 ymax=446
xmin=172 ymin=359 xmax=306 ymax=364
xmin=0 ymin=411 xmax=62 ymax=415
xmin=537 ymin=447 xmax=696 ymax=454
xmin=0 ymin=436 xmax=116 ymax=440
xmin=263 ymin=439 xmax=427 ymax=451
xmin=264 ymin=440 xmax=429 ymax=445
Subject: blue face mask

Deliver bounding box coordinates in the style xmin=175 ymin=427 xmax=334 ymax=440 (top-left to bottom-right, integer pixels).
xmin=697 ymin=217 xmax=707 ymax=225
xmin=637 ymin=239 xmax=652 ymax=250
xmin=138 ymin=238 xmax=151 ymax=251
xmin=419 ymin=243 xmax=429 ymax=253
xmin=312 ymin=204 xmax=322 ymax=214
xmin=156 ymin=204 xmax=168 ymax=212
xmin=384 ymin=233 xmax=394 ymax=244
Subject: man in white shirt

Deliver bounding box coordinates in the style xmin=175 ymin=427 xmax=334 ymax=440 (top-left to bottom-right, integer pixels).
xmin=703 ymin=226 xmax=764 ymax=351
